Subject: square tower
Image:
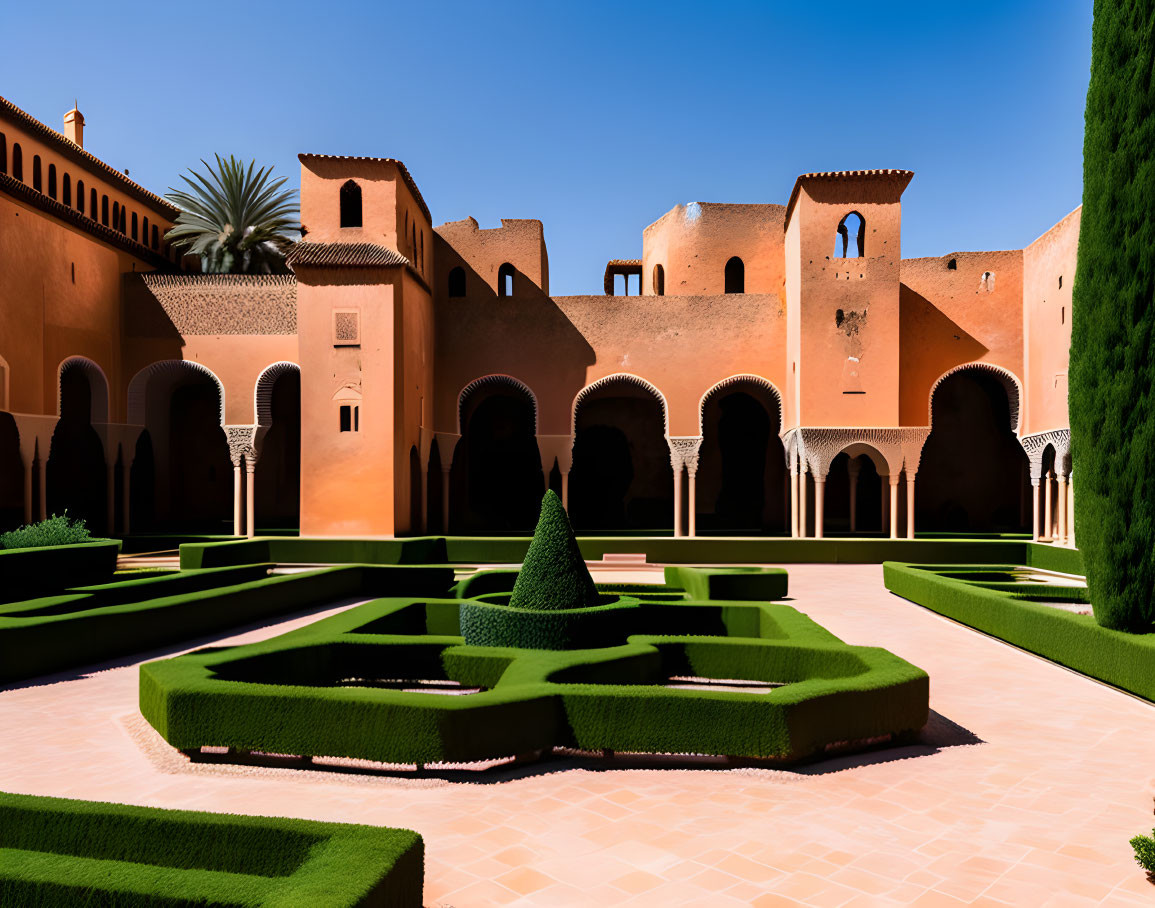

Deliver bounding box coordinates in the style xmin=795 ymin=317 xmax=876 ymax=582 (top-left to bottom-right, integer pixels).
xmin=783 ymin=170 xmax=913 ymax=429
xmin=291 ymin=154 xmax=434 ymax=536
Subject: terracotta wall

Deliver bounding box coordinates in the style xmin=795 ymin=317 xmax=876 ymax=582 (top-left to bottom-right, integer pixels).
xmin=642 ymin=203 xmax=785 ymax=298
xmin=899 ymin=250 xmax=1025 ymax=427
xmin=435 ymin=218 xmax=549 ymax=297
xmin=434 ymin=292 xmax=786 ymax=439
xmin=300 ymin=157 xmax=399 ymax=247
xmin=394 ymin=269 xmax=435 ymax=533
xmin=1022 ymin=207 xmax=1080 ymax=435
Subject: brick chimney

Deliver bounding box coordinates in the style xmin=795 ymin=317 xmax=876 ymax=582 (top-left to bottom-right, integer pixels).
xmin=63 ymin=103 xmax=84 ymax=148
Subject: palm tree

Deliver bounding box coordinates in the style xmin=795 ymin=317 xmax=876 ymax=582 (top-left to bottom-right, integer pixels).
xmin=165 ymin=155 xmax=298 ymax=274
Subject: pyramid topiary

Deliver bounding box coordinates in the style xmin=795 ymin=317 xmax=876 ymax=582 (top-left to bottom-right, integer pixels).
xmin=508 ymin=490 xmax=600 ymax=611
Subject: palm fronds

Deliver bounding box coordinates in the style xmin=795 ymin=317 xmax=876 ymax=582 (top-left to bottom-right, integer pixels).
xmin=165 ymin=155 xmax=299 ymax=274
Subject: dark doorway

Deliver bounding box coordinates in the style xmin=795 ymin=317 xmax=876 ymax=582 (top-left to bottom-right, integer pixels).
xmin=570 ymin=381 xmax=671 ymax=532
xmin=47 ymin=366 xmax=107 ymax=532
xmin=168 ymin=382 xmax=233 ymax=531
xmin=917 ymin=370 xmax=1029 ymax=532
xmin=0 ymin=413 xmax=23 ymax=530
xmin=824 ymin=450 xmax=885 ymax=535
xmin=254 ymin=368 xmax=301 ymax=531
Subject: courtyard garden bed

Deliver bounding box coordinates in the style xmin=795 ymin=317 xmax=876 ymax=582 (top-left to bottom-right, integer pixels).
xmin=0 ymin=791 xmax=423 ymax=907
xmin=883 ymin=562 xmax=1155 ymax=702
xmin=0 ymin=564 xmax=453 ymax=683
xmin=0 ymin=539 xmax=120 ymax=602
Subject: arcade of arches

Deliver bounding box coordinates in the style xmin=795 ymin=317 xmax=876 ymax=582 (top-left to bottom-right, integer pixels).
xmin=0 ymin=363 xmax=1071 ymax=544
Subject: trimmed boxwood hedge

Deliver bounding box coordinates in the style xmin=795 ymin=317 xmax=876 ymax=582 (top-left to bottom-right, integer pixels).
xmin=0 ymin=791 xmax=423 ymax=907
xmin=0 ymin=565 xmax=454 ymax=683
xmin=0 ymin=539 xmax=120 ymax=602
xmin=663 ymin=566 xmax=789 ymax=601
xmin=883 ymin=562 xmax=1155 ymax=702
xmin=180 ymin=535 xmax=1082 ymax=570
xmin=141 ymin=590 xmax=929 ymax=764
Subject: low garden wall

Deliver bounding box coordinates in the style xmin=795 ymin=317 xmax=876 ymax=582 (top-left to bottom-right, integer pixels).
xmin=0 ymin=539 xmax=120 ymax=600
xmin=0 ymin=791 xmax=424 ymax=907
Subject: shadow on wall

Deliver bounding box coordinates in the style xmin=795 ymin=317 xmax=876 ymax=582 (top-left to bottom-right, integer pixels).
xmin=0 ymin=414 xmax=23 ymax=530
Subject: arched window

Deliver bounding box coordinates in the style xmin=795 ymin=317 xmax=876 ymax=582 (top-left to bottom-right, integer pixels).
xmin=90 ymin=188 xmax=97 ymax=219
xmin=142 ymin=216 xmax=149 ymax=242
xmin=448 ymin=266 xmax=466 ymax=297
xmin=0 ymin=132 xmax=6 ymax=174
xmin=835 ymin=211 xmax=865 ymax=258
xmin=119 ymin=206 xmax=127 ymax=234
xmin=653 ymin=264 xmax=665 ymax=296
xmin=12 ymin=143 xmax=22 ymax=181
xmin=497 ymin=263 xmax=515 ymax=297
xmin=151 ymin=225 xmax=158 ymax=249
xmin=62 ymin=173 xmax=71 ymax=207
xmin=131 ymin=212 xmax=138 ymax=240
xmin=101 ymin=195 xmax=109 ymax=226
xmin=47 ymin=163 xmax=56 ymax=199
xmin=339 ymin=180 xmax=362 ymax=228
xmin=32 ymin=155 xmax=42 ymax=192
xmin=76 ymin=180 xmax=85 ymax=213
xmin=112 ymin=201 xmax=119 ymax=231
xmin=724 ymin=256 xmax=744 ymax=294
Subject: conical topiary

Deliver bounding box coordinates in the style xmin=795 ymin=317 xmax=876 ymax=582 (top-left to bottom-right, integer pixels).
xmin=508 ymin=490 xmax=600 ymax=611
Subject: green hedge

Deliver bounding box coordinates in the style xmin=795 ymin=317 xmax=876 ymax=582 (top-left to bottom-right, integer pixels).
xmin=0 ymin=565 xmax=454 ymax=683
xmin=0 ymin=540 xmax=120 ymax=602
xmin=0 ymin=791 xmax=423 ymax=907
xmin=181 ymin=535 xmax=1082 ymax=569
xmin=141 ymin=591 xmax=928 ymax=764
xmin=663 ymin=566 xmax=788 ymax=601
xmin=883 ymin=562 xmax=1155 ymax=702
xmin=459 ymin=595 xmax=644 ymax=650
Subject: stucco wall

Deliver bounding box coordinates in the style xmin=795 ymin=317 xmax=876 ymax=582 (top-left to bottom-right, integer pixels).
xmin=435 ymin=292 xmax=786 ymax=439
xmin=435 ymin=218 xmax=549 ymax=297
xmin=899 ymin=250 xmax=1025 ymax=427
xmin=642 ymin=203 xmax=785 ymax=297
xmin=1022 ymin=207 xmax=1079 ymax=436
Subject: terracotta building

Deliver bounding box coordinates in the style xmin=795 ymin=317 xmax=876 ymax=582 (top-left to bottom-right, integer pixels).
xmin=0 ymin=97 xmax=1077 ymax=542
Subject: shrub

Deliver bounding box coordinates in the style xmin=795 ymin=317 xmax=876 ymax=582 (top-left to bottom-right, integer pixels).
xmin=1132 ymin=829 xmax=1155 ymax=875
xmin=508 ymin=490 xmax=599 ymax=611
xmin=0 ymin=514 xmax=91 ymax=550
xmin=1069 ymin=0 xmax=1155 ymax=631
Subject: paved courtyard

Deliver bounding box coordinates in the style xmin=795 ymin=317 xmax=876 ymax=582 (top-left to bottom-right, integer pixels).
xmin=1 ymin=563 xmax=1152 ymax=906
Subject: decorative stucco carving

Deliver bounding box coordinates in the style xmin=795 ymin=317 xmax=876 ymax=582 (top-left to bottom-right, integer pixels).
xmin=698 ymin=374 xmax=783 ymax=435
xmin=929 ymin=361 xmax=1023 ymax=434
xmin=255 ymin=362 xmax=300 ymax=426
xmin=781 ymin=427 xmax=930 ymax=478
xmin=140 ymin=274 xmax=297 ymax=336
xmin=573 ymin=373 xmax=668 ymax=436
xmin=667 ymin=436 xmax=704 ymax=473
xmin=1020 ymin=429 xmax=1071 ymax=480
xmin=225 ymin=425 xmax=259 ymax=466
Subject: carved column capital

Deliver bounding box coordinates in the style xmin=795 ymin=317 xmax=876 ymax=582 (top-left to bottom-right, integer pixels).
xmin=224 ymin=425 xmax=259 ymax=467
xmin=667 ymin=436 xmax=704 ymax=474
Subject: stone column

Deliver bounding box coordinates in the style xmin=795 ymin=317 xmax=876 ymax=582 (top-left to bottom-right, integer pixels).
xmin=790 ymin=460 xmax=799 ymax=538
xmin=1056 ymin=473 xmax=1068 ymax=545
xmin=1031 ymin=478 xmax=1041 ymax=542
xmin=673 ymin=466 xmax=683 ymax=538
xmin=1067 ymin=474 xmax=1075 ymax=548
xmin=881 ymin=474 xmax=889 ymax=535
xmin=667 ymin=437 xmax=703 ymax=539
xmin=232 ymin=463 xmax=243 ymax=537
xmin=889 ymin=476 xmax=899 ymax=539
xmin=814 ymin=476 xmax=825 ymax=539
xmin=799 ymin=465 xmax=808 ymax=538
xmin=1043 ymin=470 xmax=1054 ymax=542
xmin=847 ymin=459 xmax=860 ymax=533
xmin=245 ymin=455 xmax=257 ymax=538
xmin=905 ymin=473 xmax=916 ymax=540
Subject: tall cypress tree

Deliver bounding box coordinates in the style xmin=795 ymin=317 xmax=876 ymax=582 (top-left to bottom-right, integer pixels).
xmin=1070 ymin=0 xmax=1155 ymax=631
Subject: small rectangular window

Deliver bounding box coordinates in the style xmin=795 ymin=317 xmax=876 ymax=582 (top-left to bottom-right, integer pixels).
xmin=354 ymin=406 xmax=360 ymax=431
xmin=340 ymin=405 xmax=352 ymax=432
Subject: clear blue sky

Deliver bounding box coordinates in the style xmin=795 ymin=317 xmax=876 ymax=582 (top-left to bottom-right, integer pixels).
xmin=2 ymin=0 xmax=1091 ymax=294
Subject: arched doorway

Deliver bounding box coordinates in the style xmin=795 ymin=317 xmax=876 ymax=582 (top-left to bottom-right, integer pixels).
xmin=128 ymin=362 xmax=232 ymax=532
xmin=254 ymin=364 xmax=301 ymax=532
xmin=570 ymin=375 xmax=671 ymax=532
xmin=918 ymin=366 xmax=1029 ymax=533
xmin=697 ymin=378 xmax=786 ymax=534
xmin=824 ymin=445 xmax=887 ymax=535
xmin=452 ymin=376 xmax=542 ymax=532
xmin=47 ymin=358 xmax=107 ymax=532
xmin=0 ymin=413 xmax=22 ymax=530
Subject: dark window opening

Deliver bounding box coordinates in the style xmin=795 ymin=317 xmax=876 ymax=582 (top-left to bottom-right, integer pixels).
xmin=62 ymin=174 xmax=71 ymax=207
xmin=76 ymin=180 xmax=85 ymax=213
xmin=0 ymin=132 xmax=6 ymax=174
xmin=32 ymin=155 xmax=42 ymax=192
xmin=947 ymin=258 xmax=957 ymax=270
xmin=448 ymin=266 xmax=466 ymax=297
xmin=12 ymin=143 xmax=22 ymax=181
xmin=1061 ymin=306 xmax=1065 ymax=325
xmin=653 ymin=264 xmax=665 ymax=296
xmin=1058 ymin=275 xmax=1063 ymax=289
xmin=142 ymin=216 xmax=149 ymax=242
xmin=90 ymin=188 xmax=97 ymax=219
xmin=724 ymin=256 xmax=744 ymax=294
xmin=47 ymin=164 xmax=56 ymax=199
xmin=101 ymin=195 xmax=109 ymax=226
xmin=339 ymin=405 xmax=360 ymax=432
xmin=131 ymin=212 xmax=138 ymax=240
xmin=71 ymin=263 xmax=75 ymax=284
xmin=835 ymin=211 xmax=865 ymax=258
xmin=113 ymin=202 xmax=119 ymax=231
xmin=339 ymin=180 xmax=362 ymax=228
xmin=498 ymin=263 xmax=515 ymax=297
